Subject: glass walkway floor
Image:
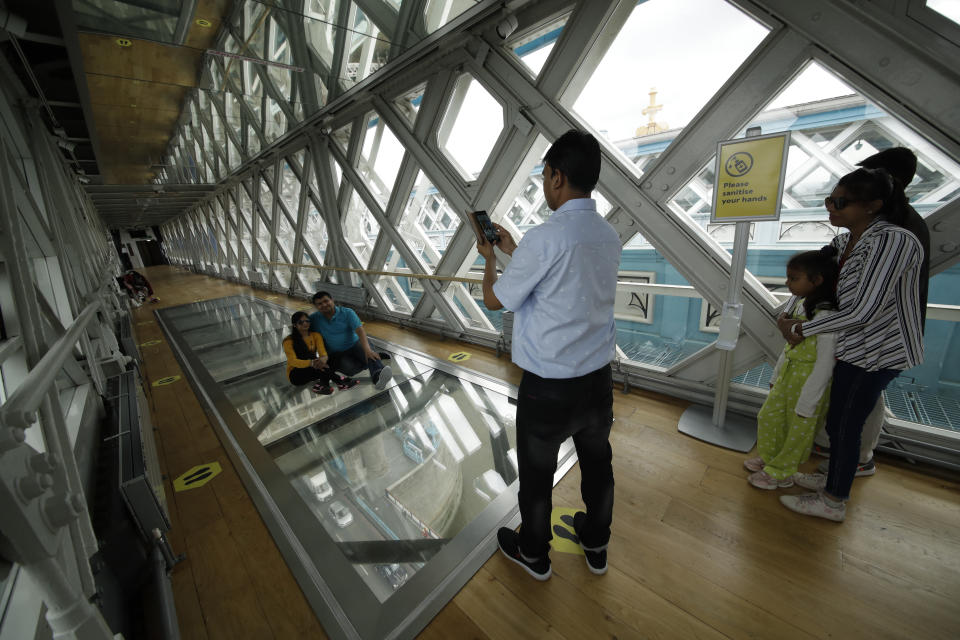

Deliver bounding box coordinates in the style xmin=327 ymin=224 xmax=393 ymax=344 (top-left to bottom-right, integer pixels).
xmin=156 ymin=295 xmax=576 ymax=639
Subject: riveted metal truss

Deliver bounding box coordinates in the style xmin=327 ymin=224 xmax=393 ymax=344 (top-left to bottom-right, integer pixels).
xmin=157 ymin=0 xmax=960 ymax=412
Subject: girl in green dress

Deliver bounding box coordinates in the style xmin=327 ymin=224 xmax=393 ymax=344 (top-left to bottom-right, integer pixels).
xmin=744 ymin=249 xmax=839 ymax=490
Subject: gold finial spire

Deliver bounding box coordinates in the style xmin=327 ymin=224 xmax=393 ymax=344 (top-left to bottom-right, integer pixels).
xmin=638 ymin=87 xmax=668 ymax=136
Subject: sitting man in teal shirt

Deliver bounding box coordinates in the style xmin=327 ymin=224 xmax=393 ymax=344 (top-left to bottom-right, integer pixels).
xmin=309 ymin=291 xmax=393 ymax=390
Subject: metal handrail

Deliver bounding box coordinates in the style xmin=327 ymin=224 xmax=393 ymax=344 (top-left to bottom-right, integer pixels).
xmin=0 ymin=336 xmax=23 ymax=366
xmin=0 ymin=299 xmax=102 ymax=429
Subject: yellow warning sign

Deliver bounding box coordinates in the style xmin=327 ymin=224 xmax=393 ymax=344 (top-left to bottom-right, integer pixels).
xmin=173 ymin=462 xmax=222 ymax=492
xmin=151 ymin=375 xmax=181 ymax=387
xmin=116 ymin=38 xmax=132 ymax=47
xmin=139 ymin=339 xmax=162 ymax=347
xmin=711 ymin=132 xmax=790 ymax=223
xmin=549 ymin=507 xmax=584 ymax=555
xmin=448 ymin=351 xmax=471 ymax=363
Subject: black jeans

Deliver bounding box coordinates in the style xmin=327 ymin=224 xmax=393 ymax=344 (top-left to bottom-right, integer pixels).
xmin=327 ymin=341 xmax=384 ymax=380
xmin=824 ymin=360 xmax=899 ymax=500
xmin=289 ymin=366 xmax=336 ymax=386
xmin=516 ymin=364 xmax=614 ymax=559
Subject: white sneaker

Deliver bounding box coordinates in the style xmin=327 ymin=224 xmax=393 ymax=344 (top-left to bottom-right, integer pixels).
xmin=374 ymin=365 xmax=393 ymax=390
xmin=792 ymin=472 xmax=827 ymax=491
xmin=743 ymin=457 xmax=765 ymax=472
xmin=780 ymin=492 xmax=846 ymax=522
xmin=747 ymin=470 xmax=794 ymax=490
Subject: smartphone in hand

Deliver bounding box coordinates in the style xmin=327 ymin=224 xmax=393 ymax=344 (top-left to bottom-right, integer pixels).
xmin=471 ymin=210 xmax=498 ymax=244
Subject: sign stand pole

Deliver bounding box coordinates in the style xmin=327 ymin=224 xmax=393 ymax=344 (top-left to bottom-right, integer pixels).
xmin=677 ymin=129 xmax=789 ymax=453
xmin=678 ymin=221 xmax=757 ymax=452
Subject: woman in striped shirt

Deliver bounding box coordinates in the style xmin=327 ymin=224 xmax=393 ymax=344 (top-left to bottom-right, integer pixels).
xmin=776 ymin=168 xmax=924 ymax=522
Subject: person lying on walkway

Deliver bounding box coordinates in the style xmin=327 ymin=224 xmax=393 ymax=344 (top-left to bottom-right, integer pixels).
xmin=310 ymin=291 xmax=393 ymax=390
xmin=283 ymin=311 xmax=357 ymax=395
xmin=744 ymin=248 xmax=838 ymax=490
xmin=122 ymin=269 xmax=159 ymax=303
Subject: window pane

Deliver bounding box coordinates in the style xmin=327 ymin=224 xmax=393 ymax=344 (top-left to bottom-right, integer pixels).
xmin=276 ymin=203 xmax=296 ymax=260
xmin=508 ymin=13 xmax=569 ymax=77
xmin=268 ymin=18 xmax=294 ymax=102
xmin=438 ymin=74 xmax=504 ymax=180
xmin=342 ymin=190 xmax=380 ymax=267
xmin=345 ymin=3 xmax=390 ymax=87
xmin=392 ymin=82 xmax=426 ymax=129
xmin=567 ymin=0 xmax=768 ymax=173
xmin=265 ymin=96 xmax=287 ymax=142
xmin=358 ymin=112 xmax=404 ymax=207
xmin=303 ymin=203 xmax=329 ymax=263
xmin=397 ymin=170 xmax=460 ymax=274
xmin=305 ymin=0 xmax=341 ymax=97
xmin=881 ymin=269 xmax=960 ymax=433
xmin=668 ymin=58 xmax=960 ymax=300
xmin=376 ymin=244 xmax=415 ymax=315
xmin=332 ymin=122 xmax=352 ymax=154
xmin=442 ymin=249 xmax=499 ymax=333
xmin=423 ymin=0 xmax=476 ymax=33
xmin=928 ymin=0 xmax=960 ymax=25
xmin=279 ymin=155 xmax=303 ymax=215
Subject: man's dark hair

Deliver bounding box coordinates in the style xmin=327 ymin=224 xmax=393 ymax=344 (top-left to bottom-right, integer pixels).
xmin=543 ymin=129 xmax=601 ymax=193
xmin=312 ymin=291 xmax=333 ymax=303
xmin=856 ymin=147 xmax=917 ymax=188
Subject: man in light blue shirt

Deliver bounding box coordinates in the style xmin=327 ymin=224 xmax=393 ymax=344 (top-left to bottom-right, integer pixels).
xmin=310 ymin=291 xmax=393 ymax=390
xmin=478 ymin=130 xmax=621 ymax=580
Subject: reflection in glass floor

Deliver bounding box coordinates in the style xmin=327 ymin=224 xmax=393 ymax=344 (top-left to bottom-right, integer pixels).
xmin=156 ymin=295 xmax=575 ymax=638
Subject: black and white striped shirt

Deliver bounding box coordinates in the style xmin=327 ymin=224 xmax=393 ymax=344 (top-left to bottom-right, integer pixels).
xmin=801 ymin=220 xmax=924 ymax=372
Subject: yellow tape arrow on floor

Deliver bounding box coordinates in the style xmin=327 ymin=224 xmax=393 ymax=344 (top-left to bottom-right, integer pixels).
xmin=151 ymin=375 xmax=181 ymax=387
xmin=139 ymin=339 xmax=162 ymax=347
xmin=173 ymin=462 xmax=222 ymax=492
xmin=448 ymin=351 xmax=471 ymax=362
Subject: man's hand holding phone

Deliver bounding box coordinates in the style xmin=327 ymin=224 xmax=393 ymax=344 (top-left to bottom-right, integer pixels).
xmin=471 ymin=210 xmax=516 ymax=258
xmin=491 ymin=223 xmax=516 ymax=255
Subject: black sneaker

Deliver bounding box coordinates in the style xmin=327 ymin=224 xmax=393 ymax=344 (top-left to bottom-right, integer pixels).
xmin=812 ymin=443 xmax=831 ymax=458
xmin=572 ymin=511 xmax=608 ymax=575
xmin=311 ymin=383 xmax=334 ymax=395
xmin=336 ymin=377 xmax=359 ymax=390
xmin=496 ymin=527 xmax=551 ymax=581
xmin=855 ymin=459 xmax=876 ymax=477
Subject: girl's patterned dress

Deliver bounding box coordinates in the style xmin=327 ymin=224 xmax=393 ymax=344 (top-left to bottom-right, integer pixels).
xmin=757 ymin=300 xmax=835 ymax=480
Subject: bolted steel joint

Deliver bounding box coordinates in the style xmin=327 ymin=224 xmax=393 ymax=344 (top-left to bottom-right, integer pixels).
xmin=16 ymin=473 xmax=54 ymax=501
xmin=42 ymin=493 xmax=85 ymax=530
xmin=0 ymin=427 xmax=26 ymax=453
xmin=29 ymin=452 xmax=59 ymax=474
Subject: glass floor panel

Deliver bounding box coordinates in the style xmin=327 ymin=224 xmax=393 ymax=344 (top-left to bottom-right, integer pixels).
xmin=155 ymin=295 xmax=575 ymax=639
xmin=181 ymin=314 xmax=287 ymax=350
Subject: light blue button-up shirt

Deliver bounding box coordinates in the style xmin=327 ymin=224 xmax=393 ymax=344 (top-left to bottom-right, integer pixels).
xmin=493 ymin=198 xmax=621 ymax=379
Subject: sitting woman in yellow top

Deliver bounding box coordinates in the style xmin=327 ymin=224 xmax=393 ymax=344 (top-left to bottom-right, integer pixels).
xmin=283 ymin=312 xmax=356 ymax=395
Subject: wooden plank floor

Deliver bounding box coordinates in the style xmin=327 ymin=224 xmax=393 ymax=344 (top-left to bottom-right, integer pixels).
xmin=133 ymin=265 xmax=960 ymax=640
